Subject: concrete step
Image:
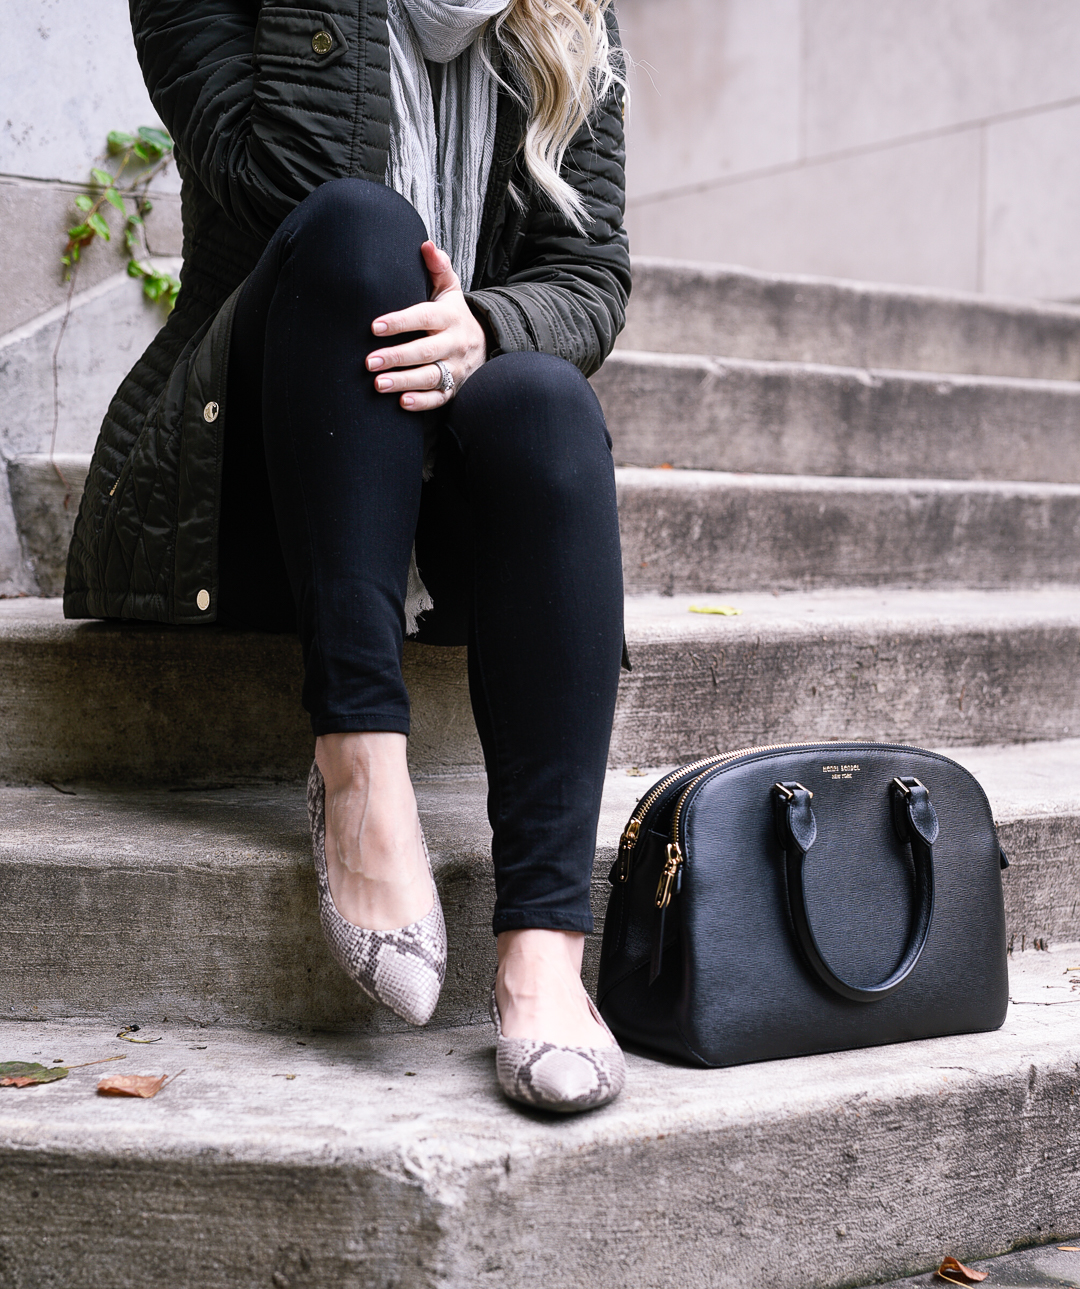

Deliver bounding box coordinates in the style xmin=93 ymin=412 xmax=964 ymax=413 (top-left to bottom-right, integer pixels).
xmin=5 ymin=454 xmax=89 ymax=597
xmin=620 ymin=257 xmax=1080 ymax=382
xmin=1 ymin=741 xmax=1076 ymax=1032
xmin=14 ymin=455 xmax=1080 ymax=598
xmin=593 ymin=351 xmax=1080 ymax=484
xmin=869 ymin=1243 xmax=1080 ymax=1289
xmin=2 ymin=591 xmax=1079 ymax=782
xmin=617 ymin=468 xmax=1080 ymax=593
xmin=1 ymin=940 xmax=1078 ymax=1289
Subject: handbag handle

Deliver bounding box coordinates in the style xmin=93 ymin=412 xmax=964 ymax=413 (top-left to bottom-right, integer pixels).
xmin=772 ymin=778 xmax=937 ymax=1003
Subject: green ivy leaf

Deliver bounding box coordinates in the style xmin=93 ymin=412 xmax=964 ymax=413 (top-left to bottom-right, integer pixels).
xmin=139 ymin=199 xmax=153 ymax=215
xmin=127 ymin=260 xmax=147 ymax=278
xmin=91 ymin=167 xmax=114 ymax=188
xmin=137 ymin=125 xmax=173 ymax=153
xmin=132 ymin=141 xmax=152 ymax=162
xmin=67 ymin=221 xmax=92 ymax=240
xmin=106 ymin=131 xmax=135 ymax=154
xmin=104 ymin=187 xmax=126 ymax=214
xmin=87 ymin=211 xmax=111 ymax=240
xmin=126 ymin=212 xmax=144 ymax=226
xmin=74 ymin=194 xmax=93 ymax=212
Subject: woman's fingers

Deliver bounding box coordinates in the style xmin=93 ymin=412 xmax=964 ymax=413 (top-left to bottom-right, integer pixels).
xmin=369 ymin=334 xmax=449 ymax=373
xmin=370 ymin=243 xmax=460 ymax=341
xmin=374 ymin=360 xmax=453 ymax=411
xmin=371 ymin=299 xmax=451 ymax=344
xmin=368 ymin=242 xmax=487 ymax=412
xmin=399 ymin=387 xmax=451 ymax=412
xmin=421 ymin=241 xmax=459 ymax=298
xmin=373 ymin=363 xmax=444 ymax=395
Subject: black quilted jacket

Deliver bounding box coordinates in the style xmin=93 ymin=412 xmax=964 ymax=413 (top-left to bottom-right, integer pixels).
xmin=64 ymin=0 xmax=630 ymax=623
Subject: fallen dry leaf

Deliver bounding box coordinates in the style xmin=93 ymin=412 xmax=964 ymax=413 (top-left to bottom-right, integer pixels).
xmin=97 ymin=1071 xmax=178 ymax=1099
xmin=0 ymin=1062 xmax=67 ymax=1087
xmin=1 ymin=1053 xmax=125 ymax=1088
xmin=688 ymin=604 xmax=742 ymax=617
xmin=935 ymin=1257 xmax=989 ymax=1285
xmin=1058 ymin=1246 xmax=1080 ymax=1252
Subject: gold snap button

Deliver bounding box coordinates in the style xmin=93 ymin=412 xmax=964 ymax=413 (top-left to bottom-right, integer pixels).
xmin=312 ymin=29 xmax=333 ymax=54
xmin=196 ymin=589 xmax=211 ymax=612
xmin=203 ymin=401 xmax=219 ymax=423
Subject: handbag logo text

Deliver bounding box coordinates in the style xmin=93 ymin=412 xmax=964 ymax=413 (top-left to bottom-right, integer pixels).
xmin=822 ymin=763 xmax=861 ymax=780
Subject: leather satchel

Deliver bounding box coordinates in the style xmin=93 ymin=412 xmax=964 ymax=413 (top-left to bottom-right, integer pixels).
xmin=597 ymin=743 xmax=1010 ymax=1067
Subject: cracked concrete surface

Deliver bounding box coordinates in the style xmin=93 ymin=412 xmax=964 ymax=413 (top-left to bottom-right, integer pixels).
xmin=0 ymin=947 xmax=1077 ymax=1288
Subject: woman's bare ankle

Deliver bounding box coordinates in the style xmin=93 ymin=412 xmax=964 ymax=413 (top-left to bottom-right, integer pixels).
xmin=315 ymin=732 xmax=432 ymax=929
xmin=494 ymin=928 xmax=612 ymax=1047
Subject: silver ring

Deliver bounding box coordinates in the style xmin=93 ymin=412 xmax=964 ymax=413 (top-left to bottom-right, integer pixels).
xmin=435 ymin=360 xmax=455 ymax=398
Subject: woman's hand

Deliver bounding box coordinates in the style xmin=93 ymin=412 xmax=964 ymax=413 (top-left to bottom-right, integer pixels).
xmin=367 ymin=241 xmax=487 ymax=411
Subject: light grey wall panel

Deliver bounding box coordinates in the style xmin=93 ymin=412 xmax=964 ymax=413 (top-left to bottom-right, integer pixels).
xmin=984 ymin=103 xmax=1080 ymax=300
xmin=617 ymin=0 xmax=802 ymax=200
xmin=802 ymin=0 xmax=1080 ymax=155
xmin=627 ymin=130 xmax=982 ymax=291
xmin=0 ymin=0 xmax=179 ymax=191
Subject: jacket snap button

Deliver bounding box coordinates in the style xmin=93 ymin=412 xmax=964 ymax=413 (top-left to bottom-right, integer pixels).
xmin=203 ymin=401 xmax=219 ymax=423
xmin=196 ymin=589 xmax=211 ymax=612
xmin=312 ymin=30 xmax=333 ymax=54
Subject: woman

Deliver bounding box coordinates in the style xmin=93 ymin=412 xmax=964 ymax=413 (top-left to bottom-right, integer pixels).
xmin=65 ymin=0 xmax=631 ymax=1113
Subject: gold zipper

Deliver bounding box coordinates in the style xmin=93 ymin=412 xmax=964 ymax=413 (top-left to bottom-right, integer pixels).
xmin=668 ymin=741 xmax=821 ymax=849
xmin=616 ymin=754 xmax=732 ymax=881
xmin=655 ymin=843 xmax=683 ymax=909
xmin=620 ymin=741 xmax=831 ymax=887
xmin=653 ymin=742 xmax=821 ymax=906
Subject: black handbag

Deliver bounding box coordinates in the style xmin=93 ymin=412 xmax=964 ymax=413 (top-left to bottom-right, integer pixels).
xmin=597 ymin=742 xmax=1010 ymax=1068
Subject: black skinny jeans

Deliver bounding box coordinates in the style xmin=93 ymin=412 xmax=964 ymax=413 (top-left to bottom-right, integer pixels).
xmin=218 ymin=177 xmax=624 ymax=935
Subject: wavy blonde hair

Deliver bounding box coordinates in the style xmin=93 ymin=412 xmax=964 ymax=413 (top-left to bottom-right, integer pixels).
xmin=487 ymin=0 xmax=624 ymax=230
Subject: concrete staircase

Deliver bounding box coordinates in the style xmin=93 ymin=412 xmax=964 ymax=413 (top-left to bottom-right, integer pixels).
xmin=2 ymin=259 xmax=1079 ymax=1288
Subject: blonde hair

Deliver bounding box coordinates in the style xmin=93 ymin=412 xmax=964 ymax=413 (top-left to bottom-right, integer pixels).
xmin=487 ymin=0 xmax=624 ymax=231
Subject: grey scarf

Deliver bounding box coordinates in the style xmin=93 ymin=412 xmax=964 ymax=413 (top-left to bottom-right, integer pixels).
xmin=386 ymin=0 xmax=510 ymax=289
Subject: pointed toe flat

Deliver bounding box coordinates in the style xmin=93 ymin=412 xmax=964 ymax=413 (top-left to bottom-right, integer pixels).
xmin=489 ymin=986 xmax=626 ymax=1113
xmin=308 ymin=761 xmax=446 ymax=1026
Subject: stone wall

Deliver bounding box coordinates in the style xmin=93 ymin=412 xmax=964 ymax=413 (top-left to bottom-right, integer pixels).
xmin=0 ymin=0 xmax=182 ymax=592
xmin=1 ymin=0 xmax=183 ymax=336
xmin=617 ymin=0 xmax=1080 ymax=299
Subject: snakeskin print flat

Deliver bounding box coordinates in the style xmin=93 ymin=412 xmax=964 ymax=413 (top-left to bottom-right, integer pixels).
xmin=307 ymin=761 xmax=446 ymax=1027
xmin=489 ymin=985 xmax=626 ymax=1113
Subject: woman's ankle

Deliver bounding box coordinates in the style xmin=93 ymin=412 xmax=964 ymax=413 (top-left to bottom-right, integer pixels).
xmin=316 ymin=730 xmax=410 ymax=794
xmin=316 ymin=731 xmax=418 ymax=877
xmin=493 ymin=929 xmax=614 ymax=1046
xmin=496 ymin=928 xmax=585 ymax=982
xmin=315 ymin=732 xmax=432 ymax=927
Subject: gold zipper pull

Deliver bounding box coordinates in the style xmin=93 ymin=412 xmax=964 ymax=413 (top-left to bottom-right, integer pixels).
xmin=616 ymin=818 xmax=640 ymax=882
xmin=655 ymin=842 xmax=683 ymax=909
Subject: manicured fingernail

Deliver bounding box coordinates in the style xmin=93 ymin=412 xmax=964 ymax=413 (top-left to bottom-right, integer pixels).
xmin=376 ymin=376 xmax=392 ymax=391
xmin=368 ymin=355 xmax=384 ymax=369
xmin=372 ymin=321 xmax=388 ymax=335
xmin=402 ymin=396 xmax=415 ymax=408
